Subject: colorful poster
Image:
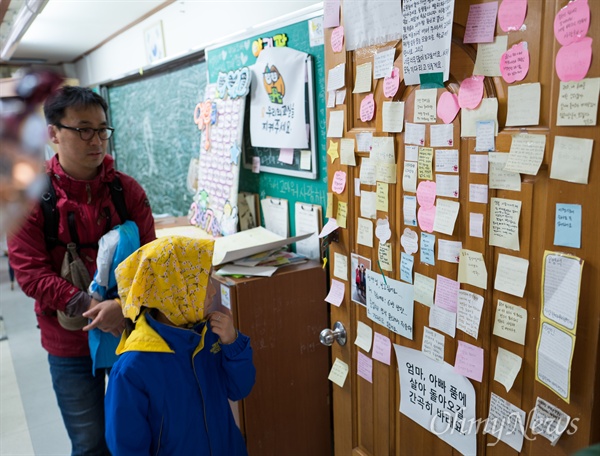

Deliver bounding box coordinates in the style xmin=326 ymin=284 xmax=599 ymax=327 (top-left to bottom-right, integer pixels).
xmin=250 ymin=46 xmax=309 ymax=149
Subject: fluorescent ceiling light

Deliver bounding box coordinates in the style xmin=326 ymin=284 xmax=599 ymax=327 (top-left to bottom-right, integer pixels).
xmin=1 ymin=0 xmax=49 ymax=62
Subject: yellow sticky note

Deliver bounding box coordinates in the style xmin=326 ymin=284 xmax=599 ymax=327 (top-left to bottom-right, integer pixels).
xmin=376 ymin=182 xmax=389 ymax=212
xmin=328 ymin=358 xmax=349 ymax=387
xmin=337 ymin=201 xmax=348 ymax=228
xmin=418 ymin=147 xmax=433 ymax=180
xmin=326 ymin=192 xmax=333 ymax=218
xmin=493 ymin=299 xmax=527 ymax=345
xmin=378 ymin=242 xmax=393 ymax=271
xmin=327 ymin=140 xmax=340 ymax=164
xmin=457 ymin=249 xmax=488 ymax=289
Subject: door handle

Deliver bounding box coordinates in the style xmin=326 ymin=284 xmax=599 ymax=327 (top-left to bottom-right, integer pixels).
xmin=319 ymin=321 xmax=347 ymax=346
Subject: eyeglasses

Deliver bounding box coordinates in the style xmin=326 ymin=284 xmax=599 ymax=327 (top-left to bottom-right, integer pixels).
xmin=55 ymin=123 xmax=115 ymax=141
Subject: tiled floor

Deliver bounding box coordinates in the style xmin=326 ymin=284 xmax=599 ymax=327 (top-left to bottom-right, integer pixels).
xmin=0 ymin=255 xmax=71 ymax=455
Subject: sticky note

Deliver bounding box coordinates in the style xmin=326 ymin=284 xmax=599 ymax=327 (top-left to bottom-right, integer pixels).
xmin=357 ymin=218 xmax=373 ymax=247
xmin=414 ymin=88 xmax=437 ymax=123
xmin=435 ymin=274 xmax=460 ymax=313
xmin=557 ymin=78 xmax=600 ymax=126
xmin=330 ymin=25 xmax=344 ymax=52
xmin=400 ymin=228 xmax=419 ymax=254
xmin=355 ymin=321 xmax=373 ymax=352
xmin=458 ymin=76 xmax=484 ymax=109
xmin=437 ymin=91 xmax=460 ymax=124
xmin=417 ymin=180 xmax=436 ymax=208
xmin=458 ymin=249 xmax=488 ymax=289
xmin=469 ymin=212 xmax=484 ymax=238
xmin=435 ymin=149 xmax=459 ymax=173
xmin=433 ymin=198 xmax=460 ymax=236
xmin=327 ymin=111 xmax=344 ymax=138
xmin=331 ymin=170 xmax=346 ymax=194
xmin=435 ymin=174 xmax=459 ymax=198
xmin=454 ymin=341 xmax=484 ymax=382
xmin=340 ymin=138 xmax=356 ymax=166
xmin=457 ymin=290 xmax=484 ymax=339
xmin=490 ymin=197 xmax=521 ymax=251
xmin=500 ymin=42 xmax=530 ymax=84
xmin=438 ymin=239 xmax=462 ymax=264
xmin=383 ymin=67 xmax=401 ymax=98
xmin=494 ymin=254 xmax=529 ymax=298
xmin=555 ymin=38 xmax=592 ymax=82
xmin=357 ymin=352 xmax=373 ymax=383
xmin=554 ymin=204 xmax=582 ymax=248
xmin=405 ymin=122 xmax=426 ymax=146
xmin=498 ymin=0 xmax=527 ymax=32
xmin=418 ymin=147 xmax=434 ymax=180
xmin=333 ymin=252 xmax=348 ymax=281
xmin=494 ymin=347 xmax=522 ymax=392
xmin=360 ymin=94 xmax=375 ymax=122
xmin=372 ymin=332 xmax=391 ymax=365
xmin=328 ymin=357 xmax=349 ymax=387
xmin=429 ymin=305 xmax=456 ymax=338
xmin=420 ymin=232 xmax=436 ymax=265
xmin=493 ymin=299 xmax=527 ymax=345
xmin=474 ymin=35 xmax=508 ymax=77
xmin=336 ymin=201 xmax=347 ymax=228
xmin=550 ymin=136 xmax=593 ymax=184
xmin=506 ymin=83 xmax=541 ymax=127
xmin=404 ymin=195 xmax=418 ymax=227
xmin=353 ymin=62 xmax=372 ymax=93
xmin=414 ymin=273 xmax=435 ymax=307
xmin=325 ymin=279 xmax=346 ymax=306
xmin=382 ymin=101 xmax=405 ymax=132
xmin=463 ymin=1 xmax=499 ymax=44
xmin=430 ymin=125 xmax=454 ymax=148
xmin=400 ymin=252 xmax=414 ymax=284
xmin=422 ymin=327 xmax=445 ymax=362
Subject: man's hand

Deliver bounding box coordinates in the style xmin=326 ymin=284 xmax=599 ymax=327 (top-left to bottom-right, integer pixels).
xmin=82 ymin=298 xmax=125 ymax=337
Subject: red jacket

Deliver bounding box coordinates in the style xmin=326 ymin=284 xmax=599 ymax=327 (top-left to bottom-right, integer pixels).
xmin=8 ymin=155 xmax=156 ymax=357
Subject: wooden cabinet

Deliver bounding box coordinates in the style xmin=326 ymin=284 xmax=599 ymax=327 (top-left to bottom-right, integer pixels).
xmin=213 ymin=261 xmax=332 ymax=456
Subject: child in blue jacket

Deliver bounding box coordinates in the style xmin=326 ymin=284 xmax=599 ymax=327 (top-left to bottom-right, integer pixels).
xmin=105 ymin=235 xmax=255 ymax=455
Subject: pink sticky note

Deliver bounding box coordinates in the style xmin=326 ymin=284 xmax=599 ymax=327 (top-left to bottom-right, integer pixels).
xmin=417 ymin=180 xmax=436 ymax=209
xmin=498 ymin=0 xmax=528 ymax=32
xmin=331 ymin=26 xmax=344 ymax=53
xmin=325 ymin=279 xmax=345 ymax=306
xmin=383 ymin=67 xmax=400 ymax=98
xmin=555 ymin=37 xmax=593 ymax=82
xmin=357 ymin=352 xmax=373 ymax=383
xmin=500 ymin=42 xmax=530 ymax=83
xmin=323 ymin=0 xmax=340 ymax=28
xmin=278 ymin=148 xmax=294 ymax=165
xmin=458 ymin=76 xmax=484 ymax=109
xmin=437 ymin=92 xmax=460 ymax=124
xmin=464 ymin=1 xmax=499 ymax=44
xmin=454 ymin=341 xmax=484 ymax=382
xmin=554 ymin=0 xmax=590 ymax=46
xmin=332 ymin=170 xmax=347 ymax=194
xmin=360 ymin=94 xmax=375 ymax=122
xmin=372 ymin=332 xmax=391 ymax=365
xmin=418 ymin=206 xmax=436 ymax=233
xmin=435 ymin=274 xmax=460 ymax=313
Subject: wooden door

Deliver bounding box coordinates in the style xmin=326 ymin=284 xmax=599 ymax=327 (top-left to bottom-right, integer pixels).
xmin=323 ymin=1 xmax=600 ymax=455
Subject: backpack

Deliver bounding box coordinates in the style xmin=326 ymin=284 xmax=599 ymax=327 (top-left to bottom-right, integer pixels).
xmin=40 ymin=173 xmax=130 ymax=252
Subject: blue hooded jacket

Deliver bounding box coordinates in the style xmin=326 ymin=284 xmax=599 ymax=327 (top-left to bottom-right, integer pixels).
xmin=105 ymin=310 xmax=255 ymax=455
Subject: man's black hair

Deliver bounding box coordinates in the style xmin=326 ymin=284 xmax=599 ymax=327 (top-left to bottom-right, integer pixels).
xmin=43 ymin=85 xmax=108 ymax=125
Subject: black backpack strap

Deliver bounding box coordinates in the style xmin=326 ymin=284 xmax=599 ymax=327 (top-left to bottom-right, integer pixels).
xmin=109 ymin=175 xmax=129 ymax=223
xmin=40 ymin=174 xmax=63 ymax=249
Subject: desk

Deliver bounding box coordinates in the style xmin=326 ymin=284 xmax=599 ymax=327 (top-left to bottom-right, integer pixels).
xmin=213 ymin=261 xmax=332 ymax=456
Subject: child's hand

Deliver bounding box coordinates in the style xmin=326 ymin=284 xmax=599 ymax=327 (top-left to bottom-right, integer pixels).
xmin=208 ymin=309 xmax=237 ymax=345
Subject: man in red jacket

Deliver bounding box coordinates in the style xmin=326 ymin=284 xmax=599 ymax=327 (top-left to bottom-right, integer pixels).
xmin=8 ymin=86 xmax=156 ymax=455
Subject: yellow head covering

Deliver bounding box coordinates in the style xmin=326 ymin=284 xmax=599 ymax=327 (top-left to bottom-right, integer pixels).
xmin=115 ymin=236 xmax=215 ymax=327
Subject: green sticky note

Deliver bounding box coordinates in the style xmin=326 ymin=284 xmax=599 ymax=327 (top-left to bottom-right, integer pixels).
xmin=420 ymin=72 xmax=444 ymax=89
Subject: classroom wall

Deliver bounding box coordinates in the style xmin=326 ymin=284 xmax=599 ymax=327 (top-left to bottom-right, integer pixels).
xmin=74 ymin=1 xmax=321 ymax=87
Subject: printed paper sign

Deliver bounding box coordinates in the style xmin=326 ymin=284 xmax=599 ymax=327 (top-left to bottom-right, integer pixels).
xmin=250 ymin=47 xmax=309 ymax=148
xmin=394 ymin=345 xmax=477 ymax=456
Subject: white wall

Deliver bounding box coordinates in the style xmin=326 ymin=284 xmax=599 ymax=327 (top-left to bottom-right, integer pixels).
xmin=75 ymin=1 xmax=321 ymax=87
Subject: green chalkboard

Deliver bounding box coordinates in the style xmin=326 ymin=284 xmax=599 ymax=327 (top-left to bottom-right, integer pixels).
xmin=106 ymin=61 xmax=207 ymax=216
xmin=205 ymin=12 xmax=328 ymax=234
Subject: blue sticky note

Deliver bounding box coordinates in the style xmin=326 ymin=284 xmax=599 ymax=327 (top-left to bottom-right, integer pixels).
xmin=404 ymin=195 xmax=417 ymax=226
xmin=400 ymin=252 xmax=414 ymax=284
xmin=420 ymin=233 xmax=436 ymax=266
xmin=554 ymin=204 xmax=581 ymax=248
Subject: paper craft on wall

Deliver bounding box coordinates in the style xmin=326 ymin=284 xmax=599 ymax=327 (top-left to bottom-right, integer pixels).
xmin=190 ymin=78 xmax=248 ymax=236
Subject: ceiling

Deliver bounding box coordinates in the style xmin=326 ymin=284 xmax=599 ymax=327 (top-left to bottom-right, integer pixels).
xmin=0 ymin=0 xmax=172 ymax=65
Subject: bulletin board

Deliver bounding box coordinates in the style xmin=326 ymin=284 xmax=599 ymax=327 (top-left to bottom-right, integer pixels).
xmin=205 ymin=7 xmax=328 ymax=235
xmin=322 ymin=0 xmax=600 ymax=455
xmin=106 ymin=60 xmax=207 ymax=216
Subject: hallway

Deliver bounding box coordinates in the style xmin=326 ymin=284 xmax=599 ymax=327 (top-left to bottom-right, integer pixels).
xmin=0 ymin=254 xmax=70 ymax=455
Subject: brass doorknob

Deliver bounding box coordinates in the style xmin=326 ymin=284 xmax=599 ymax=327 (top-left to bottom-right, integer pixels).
xmin=319 ymin=321 xmax=347 ymax=346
